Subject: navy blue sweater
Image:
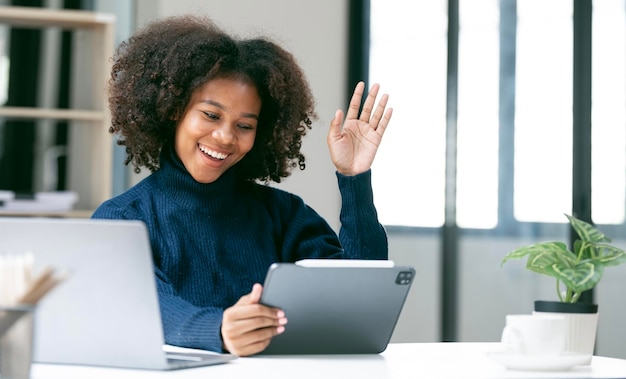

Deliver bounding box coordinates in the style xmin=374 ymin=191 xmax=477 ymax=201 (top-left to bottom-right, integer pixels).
xmin=92 ymin=147 xmax=387 ymax=352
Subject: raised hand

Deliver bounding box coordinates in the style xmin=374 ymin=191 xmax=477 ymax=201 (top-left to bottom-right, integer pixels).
xmin=327 ymin=82 xmax=393 ymax=176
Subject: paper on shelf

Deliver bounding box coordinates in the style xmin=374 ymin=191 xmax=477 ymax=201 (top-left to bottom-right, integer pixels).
xmin=0 ymin=191 xmax=14 ymax=202
xmin=0 ymin=191 xmax=78 ymax=213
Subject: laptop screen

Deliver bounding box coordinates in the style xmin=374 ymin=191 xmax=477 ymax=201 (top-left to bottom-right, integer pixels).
xmin=0 ymin=218 xmax=170 ymax=369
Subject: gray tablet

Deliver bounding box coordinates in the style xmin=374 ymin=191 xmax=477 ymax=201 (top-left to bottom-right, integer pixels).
xmin=258 ymin=260 xmax=415 ymax=355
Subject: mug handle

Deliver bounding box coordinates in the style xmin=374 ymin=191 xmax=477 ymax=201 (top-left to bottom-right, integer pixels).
xmin=501 ymin=326 xmax=524 ymax=354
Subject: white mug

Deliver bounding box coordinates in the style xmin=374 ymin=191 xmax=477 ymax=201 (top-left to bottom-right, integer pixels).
xmin=501 ymin=314 xmax=568 ymax=356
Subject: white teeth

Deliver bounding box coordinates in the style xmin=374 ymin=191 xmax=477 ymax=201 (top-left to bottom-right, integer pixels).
xmin=199 ymin=145 xmax=228 ymax=160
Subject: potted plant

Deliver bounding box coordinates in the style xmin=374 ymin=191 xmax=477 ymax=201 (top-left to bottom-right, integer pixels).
xmin=501 ymin=214 xmax=626 ymax=361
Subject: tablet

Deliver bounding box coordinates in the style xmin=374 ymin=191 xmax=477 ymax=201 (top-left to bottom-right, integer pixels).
xmin=257 ymin=260 xmax=415 ymax=355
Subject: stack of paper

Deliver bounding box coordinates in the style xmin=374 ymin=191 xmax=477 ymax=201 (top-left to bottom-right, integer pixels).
xmin=0 ymin=191 xmax=12 ymax=205
xmin=0 ymin=191 xmax=78 ymax=214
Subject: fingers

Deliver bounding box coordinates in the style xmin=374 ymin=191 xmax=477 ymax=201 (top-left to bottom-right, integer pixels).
xmin=345 ymin=82 xmax=390 ymax=128
xmin=225 ymin=323 xmax=283 ymax=356
xmin=226 ymin=301 xmax=284 ymax=323
xmin=376 ymin=107 xmax=393 ymax=136
xmin=222 ymin=304 xmax=287 ymax=356
xmin=358 ymin=83 xmax=380 ymax=123
xmin=370 ymin=94 xmax=393 ymax=136
xmin=369 ymin=92 xmax=388 ymax=130
xmin=222 ymin=284 xmax=288 ymax=356
xmin=345 ymin=81 xmax=365 ymax=120
xmin=223 ymin=305 xmax=286 ymax=339
xmin=327 ymin=109 xmax=344 ymax=142
xmin=224 ymin=308 xmax=287 ymax=338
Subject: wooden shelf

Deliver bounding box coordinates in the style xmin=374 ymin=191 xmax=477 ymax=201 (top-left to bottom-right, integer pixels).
xmin=0 ymin=5 xmax=115 ymax=28
xmin=0 ymin=106 xmax=106 ymax=121
xmin=0 ymin=209 xmax=94 ymax=218
xmin=0 ymin=6 xmax=116 ymax=217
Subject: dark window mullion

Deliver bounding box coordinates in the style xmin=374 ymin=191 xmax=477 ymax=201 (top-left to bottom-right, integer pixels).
xmin=572 ymin=0 xmax=593 ymax=304
xmin=441 ymin=0 xmax=460 ymax=342
xmin=348 ymin=0 xmax=370 ymax=107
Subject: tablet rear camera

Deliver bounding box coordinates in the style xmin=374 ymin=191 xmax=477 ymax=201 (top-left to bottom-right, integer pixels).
xmin=395 ymin=271 xmax=413 ymax=285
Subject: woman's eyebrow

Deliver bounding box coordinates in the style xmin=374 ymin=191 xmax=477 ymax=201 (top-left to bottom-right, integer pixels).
xmin=200 ymin=99 xmax=259 ymax=120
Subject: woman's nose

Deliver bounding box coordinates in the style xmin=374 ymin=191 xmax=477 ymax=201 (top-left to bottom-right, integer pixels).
xmin=212 ymin=124 xmax=235 ymax=144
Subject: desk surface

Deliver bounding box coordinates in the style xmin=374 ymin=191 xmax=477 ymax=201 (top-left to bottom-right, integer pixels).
xmin=32 ymin=342 xmax=626 ymax=379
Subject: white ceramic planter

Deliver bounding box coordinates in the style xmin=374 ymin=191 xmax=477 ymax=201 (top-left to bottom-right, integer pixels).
xmin=533 ymin=300 xmax=598 ymax=365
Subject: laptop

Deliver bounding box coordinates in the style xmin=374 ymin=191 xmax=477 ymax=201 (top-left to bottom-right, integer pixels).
xmin=0 ymin=217 xmax=235 ymax=370
xmin=257 ymin=259 xmax=415 ymax=355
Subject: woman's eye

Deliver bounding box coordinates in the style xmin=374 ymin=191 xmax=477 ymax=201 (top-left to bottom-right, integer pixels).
xmin=237 ymin=123 xmax=255 ymax=130
xmin=203 ymin=112 xmax=219 ymax=120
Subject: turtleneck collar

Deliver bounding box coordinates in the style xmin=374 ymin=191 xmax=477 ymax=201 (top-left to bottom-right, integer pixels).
xmin=153 ymin=143 xmax=240 ymax=214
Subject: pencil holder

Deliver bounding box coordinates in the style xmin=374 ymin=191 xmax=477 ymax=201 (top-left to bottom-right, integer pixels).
xmin=0 ymin=306 xmax=35 ymax=379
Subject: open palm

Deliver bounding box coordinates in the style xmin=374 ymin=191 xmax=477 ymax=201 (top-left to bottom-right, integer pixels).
xmin=327 ymin=82 xmax=393 ymax=176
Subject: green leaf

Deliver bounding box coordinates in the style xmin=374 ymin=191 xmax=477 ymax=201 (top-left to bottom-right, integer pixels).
xmin=501 ymin=215 xmax=626 ymax=300
xmin=548 ymin=260 xmax=604 ymax=293
xmin=526 ymin=250 xmax=577 ymax=277
xmin=501 ymin=242 xmax=570 ymax=266
xmin=525 ymin=249 xmax=571 ymax=273
xmin=573 ymin=239 xmax=588 ymax=260
xmin=566 ymin=214 xmax=611 ymax=243
xmin=593 ymin=245 xmax=626 ymax=267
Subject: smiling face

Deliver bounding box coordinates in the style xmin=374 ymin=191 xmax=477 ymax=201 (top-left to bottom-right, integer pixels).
xmin=174 ymin=77 xmax=261 ymax=183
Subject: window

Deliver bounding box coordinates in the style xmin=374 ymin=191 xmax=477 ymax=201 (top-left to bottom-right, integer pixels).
xmin=456 ymin=0 xmax=499 ymax=228
xmin=370 ymin=0 xmax=626 ymax=228
xmin=369 ymin=0 xmax=448 ymax=228
xmin=0 ymin=25 xmax=8 ymax=105
xmin=591 ymin=0 xmax=626 ymax=224
xmin=514 ymin=1 xmax=573 ymax=223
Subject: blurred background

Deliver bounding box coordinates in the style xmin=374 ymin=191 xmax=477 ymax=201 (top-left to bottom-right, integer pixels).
xmin=0 ymin=0 xmax=624 ymax=359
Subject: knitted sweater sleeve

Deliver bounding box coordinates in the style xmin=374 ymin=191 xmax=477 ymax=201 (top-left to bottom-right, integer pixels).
xmin=153 ymin=266 xmax=225 ymax=352
xmin=280 ymin=170 xmax=388 ymax=261
xmin=336 ymin=170 xmax=388 ymax=260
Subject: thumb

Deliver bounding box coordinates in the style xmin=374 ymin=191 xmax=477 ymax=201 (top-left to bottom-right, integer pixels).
xmin=248 ymin=283 xmax=263 ymax=304
xmin=236 ymin=283 xmax=263 ymax=306
xmin=327 ymin=109 xmax=344 ymax=142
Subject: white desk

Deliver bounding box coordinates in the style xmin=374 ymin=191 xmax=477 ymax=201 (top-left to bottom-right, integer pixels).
xmin=31 ymin=342 xmax=626 ymax=379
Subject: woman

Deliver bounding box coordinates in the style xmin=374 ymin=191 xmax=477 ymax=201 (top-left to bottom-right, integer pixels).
xmin=92 ymin=14 xmax=393 ymax=356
